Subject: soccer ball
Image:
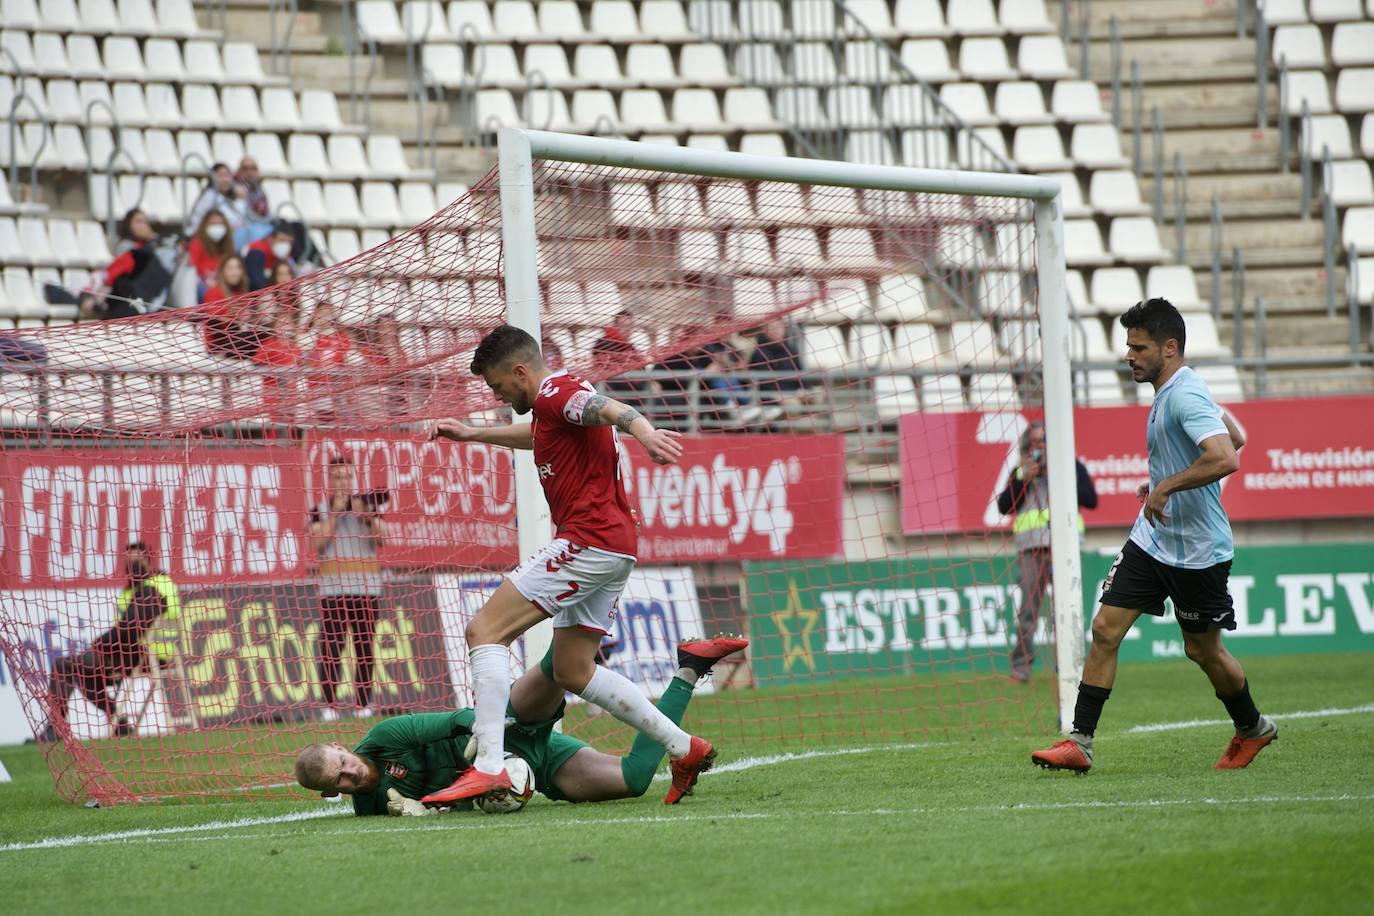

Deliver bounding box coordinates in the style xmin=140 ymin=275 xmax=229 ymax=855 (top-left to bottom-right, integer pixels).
xmin=476 ymin=754 xmax=536 ymax=814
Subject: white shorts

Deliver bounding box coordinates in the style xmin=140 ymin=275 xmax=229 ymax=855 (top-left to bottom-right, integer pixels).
xmin=508 ymin=537 xmax=635 ymax=635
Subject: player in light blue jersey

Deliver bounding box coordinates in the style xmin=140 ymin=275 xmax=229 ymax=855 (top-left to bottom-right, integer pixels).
xmin=1032 ymin=299 xmax=1278 ymax=774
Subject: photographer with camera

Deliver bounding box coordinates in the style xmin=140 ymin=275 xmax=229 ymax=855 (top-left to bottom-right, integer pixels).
xmin=309 ymin=456 xmax=388 ymax=721
xmin=998 ymin=421 xmax=1098 ymax=683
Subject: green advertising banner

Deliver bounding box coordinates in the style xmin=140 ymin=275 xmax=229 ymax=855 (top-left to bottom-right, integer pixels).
xmin=747 ymin=543 xmax=1374 ymax=686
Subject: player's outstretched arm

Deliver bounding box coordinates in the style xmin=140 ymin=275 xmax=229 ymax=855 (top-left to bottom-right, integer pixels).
xmin=429 ymin=419 xmax=534 ymax=450
xmin=577 ymin=394 xmax=683 ymax=465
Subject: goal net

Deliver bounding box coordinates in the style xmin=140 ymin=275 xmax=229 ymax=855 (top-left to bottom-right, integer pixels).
xmin=0 ymin=132 xmax=1078 ymax=804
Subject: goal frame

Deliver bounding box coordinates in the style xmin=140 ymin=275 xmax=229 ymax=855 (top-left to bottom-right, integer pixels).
xmin=496 ymin=128 xmax=1085 ymax=732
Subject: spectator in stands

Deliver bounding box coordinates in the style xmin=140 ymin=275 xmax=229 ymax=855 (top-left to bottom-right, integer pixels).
xmin=702 ymin=343 xmax=760 ymax=426
xmin=244 ymin=221 xmax=297 ymax=292
xmin=0 ymin=332 xmax=48 ymax=369
xmin=80 ymin=208 xmax=174 ymax=319
xmin=748 ymin=318 xmax=802 ymax=423
xmin=591 ymin=309 xmax=651 ymax=411
xmin=255 ymin=306 xmax=303 ymax=425
xmin=269 ymin=260 xmax=301 ymax=326
xmin=305 ymin=299 xmax=352 ymax=420
xmin=186 ymin=163 xmax=250 ymax=249
xmin=308 ymin=455 xmax=386 ymax=721
xmin=171 ymin=210 xmax=236 ymax=309
xmin=234 ymin=156 xmax=274 ymax=244
xmin=997 ymin=421 xmax=1098 ymax=683
xmin=41 ymin=542 xmax=181 ymax=741
xmin=655 ymin=336 xmax=712 ymax=429
xmin=200 ymin=255 xmax=264 ymax=360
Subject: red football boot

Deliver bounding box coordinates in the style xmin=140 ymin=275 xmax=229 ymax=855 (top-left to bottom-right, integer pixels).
xmin=664 ymin=736 xmax=716 ymax=805
xmin=677 ymin=635 xmax=749 ymax=678
xmin=421 ymin=766 xmax=511 ymax=807
xmin=1031 ymin=738 xmax=1093 ymax=774
xmin=1216 ymin=717 xmax=1278 ymax=770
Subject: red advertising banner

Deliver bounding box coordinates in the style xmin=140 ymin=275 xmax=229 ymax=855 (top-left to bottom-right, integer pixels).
xmin=900 ymin=395 xmax=1374 ymax=533
xmin=0 ymin=447 xmax=307 ymax=589
xmin=303 ymin=432 xmax=519 ymax=568
xmin=623 ymin=434 xmax=848 ymax=562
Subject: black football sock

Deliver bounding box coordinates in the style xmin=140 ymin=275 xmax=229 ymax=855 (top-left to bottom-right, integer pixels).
xmin=1217 ymin=680 xmax=1261 ymax=733
xmin=1071 ymin=683 xmax=1112 ymax=738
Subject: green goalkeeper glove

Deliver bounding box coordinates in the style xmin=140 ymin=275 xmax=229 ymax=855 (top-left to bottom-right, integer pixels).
xmin=386 ymin=788 xmax=434 ymax=817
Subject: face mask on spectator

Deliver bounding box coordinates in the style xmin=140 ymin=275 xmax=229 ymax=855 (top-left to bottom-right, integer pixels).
xmin=272 ymin=240 xmax=292 ymax=259
xmin=206 ymin=224 xmax=227 ymax=242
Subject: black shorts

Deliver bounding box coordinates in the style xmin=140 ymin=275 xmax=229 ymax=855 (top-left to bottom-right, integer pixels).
xmin=1098 ymin=539 xmax=1235 ymax=634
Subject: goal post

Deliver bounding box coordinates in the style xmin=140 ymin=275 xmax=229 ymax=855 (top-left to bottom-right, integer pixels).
xmin=498 ymin=128 xmax=1083 ymax=733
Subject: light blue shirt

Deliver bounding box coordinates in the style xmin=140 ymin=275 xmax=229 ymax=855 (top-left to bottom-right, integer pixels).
xmin=1128 ymin=366 xmax=1234 ymax=569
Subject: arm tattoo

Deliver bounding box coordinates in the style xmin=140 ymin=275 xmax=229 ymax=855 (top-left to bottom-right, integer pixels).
xmin=613 ymin=406 xmax=643 ymax=434
xmin=579 ymin=393 xmax=610 ymax=426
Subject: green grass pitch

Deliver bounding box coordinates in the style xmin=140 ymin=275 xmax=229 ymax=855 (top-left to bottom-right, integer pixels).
xmin=1 ymin=652 xmax=1371 ymax=914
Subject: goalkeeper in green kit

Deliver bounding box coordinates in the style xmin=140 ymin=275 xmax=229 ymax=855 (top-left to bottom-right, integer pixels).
xmin=294 ymin=637 xmax=745 ymax=815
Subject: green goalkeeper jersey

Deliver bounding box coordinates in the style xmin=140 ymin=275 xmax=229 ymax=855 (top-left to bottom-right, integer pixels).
xmin=351 ymin=711 xmax=478 ymax=817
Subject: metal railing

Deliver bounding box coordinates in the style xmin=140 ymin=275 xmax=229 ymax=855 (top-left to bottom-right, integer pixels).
xmin=342 ymin=0 xmax=379 ymax=131
xmin=267 ymin=0 xmax=298 ymax=94
xmin=6 ymin=93 xmax=47 ymax=207
xmin=1320 ymin=149 xmax=1339 ymax=319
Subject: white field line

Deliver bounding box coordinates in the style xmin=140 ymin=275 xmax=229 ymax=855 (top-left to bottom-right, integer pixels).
xmin=7 ymin=794 xmax=1374 ymax=853
xmin=650 ymin=741 xmax=938 ymax=782
xmin=1125 ymin=702 xmax=1374 ymax=734
xmin=0 ymin=808 xmax=346 ymax=852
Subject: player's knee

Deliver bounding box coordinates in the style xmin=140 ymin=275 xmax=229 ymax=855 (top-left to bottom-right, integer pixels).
xmin=1182 ymin=635 xmax=1216 ymax=665
xmin=1090 ymin=612 xmax=1128 ymax=651
xmin=551 ymin=656 xmax=594 ymax=694
xmin=465 ymin=616 xmax=505 ymax=647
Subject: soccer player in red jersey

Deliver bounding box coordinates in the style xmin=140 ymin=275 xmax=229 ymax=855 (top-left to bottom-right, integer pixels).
xmin=422 ymin=324 xmax=716 ymax=806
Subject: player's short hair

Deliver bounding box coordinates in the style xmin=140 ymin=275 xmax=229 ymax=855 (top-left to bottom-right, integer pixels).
xmin=126 ymin=541 xmax=150 ymax=554
xmin=294 ymin=744 xmax=332 ymax=791
xmin=1119 ymin=298 xmax=1187 ymax=355
xmin=328 ymin=455 xmax=351 ymax=468
xmin=470 ymin=324 xmax=542 ymax=376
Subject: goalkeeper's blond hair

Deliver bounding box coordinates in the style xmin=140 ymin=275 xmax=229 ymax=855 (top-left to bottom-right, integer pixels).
xmin=294 ymin=744 xmax=332 ymax=791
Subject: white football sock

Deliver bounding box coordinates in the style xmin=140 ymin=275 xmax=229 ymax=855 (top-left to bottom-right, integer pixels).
xmin=469 ymin=644 xmax=512 ymax=775
xmin=579 ymin=665 xmax=691 ymax=758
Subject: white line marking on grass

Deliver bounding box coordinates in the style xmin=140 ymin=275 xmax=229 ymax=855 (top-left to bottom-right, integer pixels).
xmin=1126 ymin=702 xmax=1374 ymax=734
xmin=0 ymin=808 xmax=348 ymax=852
xmin=649 ymin=742 xmax=939 ymax=782
xmin=14 ymin=794 xmax=1374 ymax=852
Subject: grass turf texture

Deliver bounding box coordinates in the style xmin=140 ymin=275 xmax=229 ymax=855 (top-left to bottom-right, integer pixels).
xmin=1 ymin=652 xmax=1371 ymax=914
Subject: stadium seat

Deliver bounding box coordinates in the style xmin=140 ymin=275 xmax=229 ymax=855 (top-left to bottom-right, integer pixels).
xmin=673 ymin=89 xmax=726 ymax=131
xmin=997 ymin=319 xmax=1041 ymax=363
xmin=1071 ymin=123 xmax=1130 ymax=169
xmin=4 ymin=0 xmax=41 ymax=28
xmin=326 ymin=228 xmax=361 ymax=262
xmin=1364 ymin=114 xmax=1374 ymax=157
xmin=1146 ymin=265 xmax=1207 ymax=311
xmin=286 ymin=134 xmax=327 ymax=178
xmin=177 ymin=130 xmax=212 ymax=168
xmin=844 ymin=40 xmax=894 ymax=84
xmin=222 ymin=42 xmax=269 ymax=84
xmin=1328 ymin=160 xmax=1374 ymax=207
xmin=421 ymin=45 xmax=465 ymax=89
xmin=183 ymin=40 xmax=227 ymax=83
xmin=960 ymin=37 xmax=1018 ymax=81
xmin=1272 ymin=24 xmax=1326 ymax=68
xmin=244 ymin=132 xmax=288 ymax=177
xmin=1071 ymin=316 xmax=1114 ymax=362
xmin=1303 ymin=114 xmax=1355 ymax=159
xmin=367 ymin=136 xmax=411 ymax=179
xmin=78 ymin=0 xmax=120 ymax=35
xmin=1335 ymin=69 xmax=1374 ymax=114
xmin=210 ymin=130 xmax=245 ymax=168
xmin=845 ymin=0 xmax=896 ymax=36
xmin=1018 ymin=34 xmax=1077 ymax=80
xmin=621 ymin=89 xmax=673 ymax=132
xmin=994 ymin=82 xmax=1053 ymax=125
xmin=1052 ymin=80 xmax=1109 ymax=122
xmin=1089 ymin=170 xmax=1150 ymax=216
xmin=1109 ymin=217 xmax=1169 ymax=263
xmin=66 ymin=35 xmax=104 ymax=79
xmin=1343 ymin=206 xmax=1374 ymax=253
xmin=355 ymin=0 xmax=406 ymax=43
xmin=874 ymin=375 xmax=919 ymax=421
xmin=289 ymin=179 xmax=328 ymax=225
xmin=850 ymin=323 xmax=890 ymax=368
xmin=1284 ymin=70 xmax=1333 ymax=115
xmin=948 ymin=0 xmax=1002 ymax=35
xmin=802 ymin=325 xmax=848 ymax=371
xmin=591 ymin=0 xmax=640 ymax=37
xmin=526 ymin=44 xmax=574 ymax=87
xmin=1259 ymin=0 xmax=1308 ymax=24
xmin=144 ymin=128 xmax=178 ymax=173
xmin=1013 ymin=125 xmax=1073 ymax=170
xmin=898 ymin=39 xmax=958 ymax=82
xmin=680 ymin=44 xmax=733 ymax=85
xmin=446 ymin=0 xmax=492 ymax=33
xmin=1332 ymin=23 xmax=1374 ymax=67
xmin=1063 ymin=219 xmax=1112 ymax=266
xmin=401 ymin=0 xmax=449 ymax=39
xmin=154 ymin=0 xmax=200 ymax=37
xmin=892 ymin=0 xmax=948 ymax=37
xmin=921 ymin=374 xmax=966 ymax=411
xmin=639 ymin=0 xmax=693 ymax=40
xmin=1310 ymin=0 xmax=1364 ymax=21
xmin=1000 ymin=0 xmax=1054 ymax=34
xmin=951 ymin=319 xmax=998 ymax=367
xmin=102 ymin=36 xmax=146 ymax=81
xmin=1089 ymin=266 xmax=1143 ymax=311
xmin=34 ymin=33 xmax=73 ymax=78
xmin=1043 ymin=172 xmax=1090 ymax=217
xmin=261 ymin=88 xmax=302 ymax=131
xmin=359 ymin=182 xmax=402 ymax=229
xmin=827 ymin=87 xmax=880 ymax=128
xmin=939 ymin=83 xmax=997 ymax=126
xmin=874 ymin=274 xmax=929 ymax=322
xmin=957 ymin=125 xmax=1010 ymax=166
xmin=970 ymin=372 xmax=1019 ymax=407
xmin=45 ymin=80 xmax=83 ymax=123
xmin=900 ymin=130 xmax=953 ymax=169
